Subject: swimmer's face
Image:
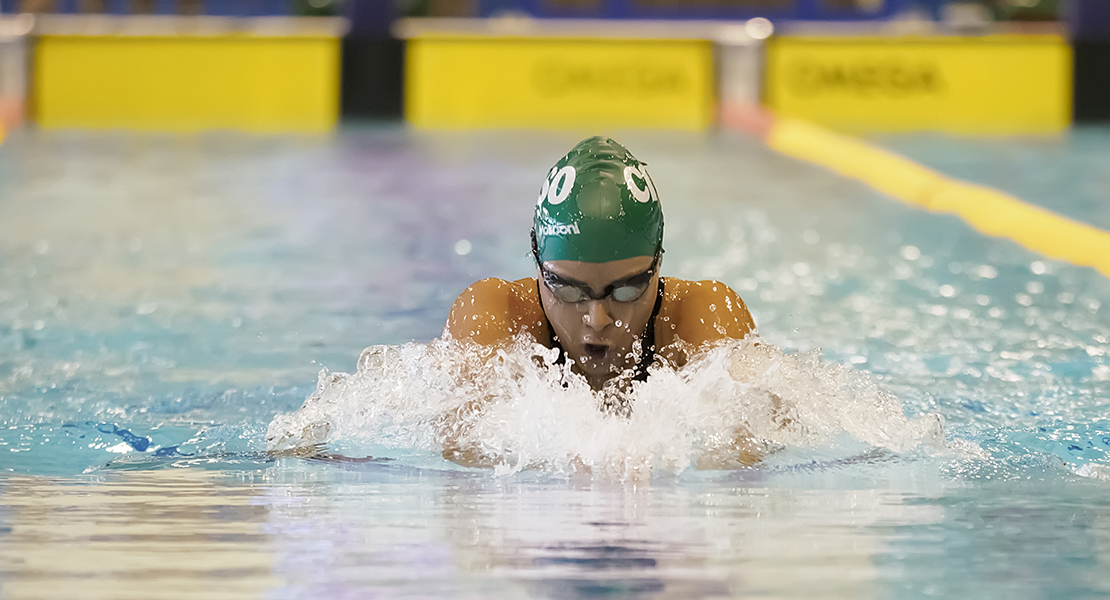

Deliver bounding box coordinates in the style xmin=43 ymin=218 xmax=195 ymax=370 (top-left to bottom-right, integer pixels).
xmin=537 ymin=255 xmax=660 ymax=387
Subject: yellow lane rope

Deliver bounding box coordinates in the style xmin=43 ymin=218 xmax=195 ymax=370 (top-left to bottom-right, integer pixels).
xmin=765 ymin=117 xmax=1110 ymax=279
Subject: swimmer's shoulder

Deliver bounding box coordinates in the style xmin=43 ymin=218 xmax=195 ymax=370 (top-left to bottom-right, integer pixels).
xmin=659 ymin=278 xmax=756 ymax=348
xmin=445 ymin=277 xmax=546 ymax=345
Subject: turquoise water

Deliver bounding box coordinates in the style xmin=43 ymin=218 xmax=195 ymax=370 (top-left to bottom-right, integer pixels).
xmin=1 ymin=126 xmax=1108 ymax=598
xmin=874 ymin=127 xmax=1110 ymax=231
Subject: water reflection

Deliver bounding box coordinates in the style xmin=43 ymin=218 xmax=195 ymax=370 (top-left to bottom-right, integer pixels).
xmin=0 ymin=470 xmax=279 ymax=599
xmin=4 ymin=460 xmax=1110 ymax=598
xmin=877 ymin=479 xmax=1110 ymax=598
xmin=529 ymin=544 xmax=669 ymax=600
xmin=260 ymin=460 xmax=944 ymax=599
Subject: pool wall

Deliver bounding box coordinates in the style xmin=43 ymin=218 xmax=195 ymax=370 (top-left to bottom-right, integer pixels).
xmin=764 ymin=32 xmax=1071 ymax=134
xmin=404 ymin=33 xmax=714 ymax=130
xmin=11 ymin=15 xmax=346 ymax=132
xmin=0 ymin=13 xmax=1090 ymax=134
xmin=396 ymin=18 xmax=1072 ymax=134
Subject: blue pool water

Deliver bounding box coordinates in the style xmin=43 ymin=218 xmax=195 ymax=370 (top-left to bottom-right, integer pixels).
xmin=1 ymin=125 xmax=1108 ymax=597
xmin=874 ymin=127 xmax=1110 ymax=231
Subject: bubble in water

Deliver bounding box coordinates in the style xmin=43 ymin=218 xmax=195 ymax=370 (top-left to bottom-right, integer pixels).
xmin=973 ymin=265 xmax=998 ymax=279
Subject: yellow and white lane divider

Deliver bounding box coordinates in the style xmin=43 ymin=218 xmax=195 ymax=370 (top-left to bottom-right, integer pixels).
xmin=760 ymin=117 xmax=1110 ymax=279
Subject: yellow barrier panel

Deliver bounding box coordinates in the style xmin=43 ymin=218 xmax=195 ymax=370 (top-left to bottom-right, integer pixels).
xmin=767 ymin=118 xmax=1110 ymax=278
xmin=35 ymin=35 xmax=340 ymax=132
xmin=766 ymin=35 xmax=1072 ymax=133
xmin=406 ymin=35 xmax=714 ymax=130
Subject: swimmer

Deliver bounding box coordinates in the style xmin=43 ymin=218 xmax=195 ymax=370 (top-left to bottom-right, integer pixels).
xmin=442 ymin=136 xmax=763 ymax=468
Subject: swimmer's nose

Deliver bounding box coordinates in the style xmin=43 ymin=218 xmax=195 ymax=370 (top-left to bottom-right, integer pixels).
xmin=582 ymin=299 xmax=614 ymax=331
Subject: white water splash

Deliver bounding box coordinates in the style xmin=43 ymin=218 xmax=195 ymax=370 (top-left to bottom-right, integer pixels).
xmin=266 ymin=336 xmax=943 ymax=478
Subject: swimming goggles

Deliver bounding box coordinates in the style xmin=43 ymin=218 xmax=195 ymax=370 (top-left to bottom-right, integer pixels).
xmin=536 ymin=250 xmax=661 ymax=304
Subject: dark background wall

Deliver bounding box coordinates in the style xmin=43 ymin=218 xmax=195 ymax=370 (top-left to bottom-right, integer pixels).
xmin=1071 ymin=0 xmax=1110 ymax=122
xmin=341 ymin=38 xmax=404 ymax=119
xmin=340 ymin=0 xmax=404 ymax=119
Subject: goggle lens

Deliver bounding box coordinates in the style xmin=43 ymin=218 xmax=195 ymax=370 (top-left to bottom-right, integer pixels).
xmin=550 ymin=284 xmax=588 ymax=304
xmin=611 ymin=283 xmax=649 ymax=303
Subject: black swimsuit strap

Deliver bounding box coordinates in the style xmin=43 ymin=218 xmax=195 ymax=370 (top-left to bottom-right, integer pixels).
xmin=633 ymin=276 xmax=665 ymax=382
xmin=540 ymin=277 xmax=665 ymax=381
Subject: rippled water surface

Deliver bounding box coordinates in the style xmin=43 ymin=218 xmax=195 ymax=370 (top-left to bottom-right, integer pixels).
xmin=1 ymin=126 xmax=1108 ymax=598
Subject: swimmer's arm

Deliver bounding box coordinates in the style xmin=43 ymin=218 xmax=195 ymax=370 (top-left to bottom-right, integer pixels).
xmin=441 ymin=279 xmax=510 ymax=467
xmin=437 ymin=389 xmax=501 ymax=468
xmin=439 ymin=408 xmax=497 ymax=469
xmin=441 ymin=278 xmax=544 ymax=468
xmin=696 ymin=427 xmax=764 ymax=469
xmin=445 ymin=278 xmax=520 ymax=347
xmin=673 ymin=281 xmax=780 ymax=468
xmin=673 ymin=280 xmax=756 ymax=348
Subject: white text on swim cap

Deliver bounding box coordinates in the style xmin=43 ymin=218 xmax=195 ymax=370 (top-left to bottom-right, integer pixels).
xmin=538 ymin=222 xmax=581 ymax=236
xmin=623 ymin=164 xmax=659 ymax=204
xmin=538 ymin=165 xmax=577 ymax=206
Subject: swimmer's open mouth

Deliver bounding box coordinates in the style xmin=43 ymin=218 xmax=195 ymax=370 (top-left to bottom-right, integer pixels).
xmin=583 ymin=344 xmax=609 ymax=362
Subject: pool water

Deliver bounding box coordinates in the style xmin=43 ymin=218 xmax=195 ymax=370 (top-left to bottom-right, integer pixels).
xmin=875 ymin=127 xmax=1110 ymax=231
xmin=1 ymin=125 xmax=1108 ymax=598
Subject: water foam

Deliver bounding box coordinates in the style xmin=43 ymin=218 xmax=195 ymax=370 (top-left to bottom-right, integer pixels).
xmin=266 ymin=336 xmax=944 ymax=479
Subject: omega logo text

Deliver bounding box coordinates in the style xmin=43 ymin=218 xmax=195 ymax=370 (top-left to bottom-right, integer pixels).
xmin=533 ymin=61 xmax=687 ymax=96
xmin=786 ymin=58 xmax=943 ymax=97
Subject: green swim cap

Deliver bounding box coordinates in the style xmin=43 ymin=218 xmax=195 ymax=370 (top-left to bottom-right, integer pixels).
xmin=532 ymin=136 xmax=664 ymax=264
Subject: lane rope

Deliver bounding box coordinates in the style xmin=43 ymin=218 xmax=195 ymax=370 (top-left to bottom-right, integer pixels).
xmin=741 ymin=114 xmax=1110 ymax=279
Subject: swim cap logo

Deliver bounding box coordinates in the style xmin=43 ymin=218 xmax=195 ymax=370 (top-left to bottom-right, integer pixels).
xmin=537 ymin=165 xmax=577 ymax=206
xmin=623 ymin=164 xmax=659 ymax=204
xmin=537 ymin=222 xmax=581 ymax=237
